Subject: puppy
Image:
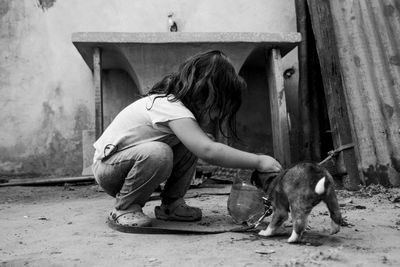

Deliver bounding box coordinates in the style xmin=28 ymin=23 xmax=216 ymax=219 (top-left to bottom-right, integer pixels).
xmin=251 ymin=162 xmax=342 ymax=243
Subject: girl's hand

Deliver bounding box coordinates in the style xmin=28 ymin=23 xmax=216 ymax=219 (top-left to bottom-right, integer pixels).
xmin=257 ymin=155 xmax=282 ymax=173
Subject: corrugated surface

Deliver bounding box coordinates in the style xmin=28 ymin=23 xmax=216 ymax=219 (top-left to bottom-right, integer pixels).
xmin=330 ymin=0 xmax=400 ymax=186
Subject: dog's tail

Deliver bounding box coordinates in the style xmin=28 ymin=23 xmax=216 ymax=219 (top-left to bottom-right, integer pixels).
xmin=315 ymin=176 xmax=328 ymax=195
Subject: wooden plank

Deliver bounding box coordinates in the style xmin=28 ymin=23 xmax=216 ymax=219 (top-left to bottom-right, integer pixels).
xmin=297 ymin=0 xmax=334 ymax=162
xmin=307 ymin=0 xmax=363 ymax=189
xmin=0 ymin=176 xmax=95 ymax=187
xmin=93 ymin=47 xmax=103 ymax=139
xmin=330 ymin=0 xmax=400 ymax=186
xmin=266 ymin=48 xmax=291 ymax=168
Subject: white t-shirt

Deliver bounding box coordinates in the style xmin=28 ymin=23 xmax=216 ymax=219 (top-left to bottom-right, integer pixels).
xmin=93 ymin=94 xmax=196 ymax=161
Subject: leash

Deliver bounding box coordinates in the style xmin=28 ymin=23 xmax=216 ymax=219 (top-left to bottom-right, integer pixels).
xmin=318 ymin=143 xmax=354 ymax=166
xmin=249 ymin=197 xmax=274 ymax=228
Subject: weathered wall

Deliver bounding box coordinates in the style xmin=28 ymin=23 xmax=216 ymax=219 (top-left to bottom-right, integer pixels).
xmin=0 ymin=0 xmax=298 ymax=177
xmin=329 ymin=0 xmax=400 ymax=186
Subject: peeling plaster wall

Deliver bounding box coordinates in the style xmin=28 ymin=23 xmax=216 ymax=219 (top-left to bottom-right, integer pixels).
xmin=0 ymin=0 xmax=297 ymax=177
xmin=36 ymin=0 xmax=57 ymax=10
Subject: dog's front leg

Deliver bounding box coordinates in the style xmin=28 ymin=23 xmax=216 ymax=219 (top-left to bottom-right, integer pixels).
xmin=287 ymin=210 xmax=310 ymax=243
xmin=259 ymin=208 xmax=288 ymax=237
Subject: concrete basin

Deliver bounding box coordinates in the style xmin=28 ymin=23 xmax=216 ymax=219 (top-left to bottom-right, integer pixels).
xmin=72 ymin=32 xmax=301 ymax=93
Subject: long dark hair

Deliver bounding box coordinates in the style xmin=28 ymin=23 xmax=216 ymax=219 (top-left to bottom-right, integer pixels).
xmin=147 ymin=50 xmax=246 ymax=139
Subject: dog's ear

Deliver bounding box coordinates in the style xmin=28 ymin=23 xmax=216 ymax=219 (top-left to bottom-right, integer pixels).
xmin=250 ymin=171 xmax=262 ymax=188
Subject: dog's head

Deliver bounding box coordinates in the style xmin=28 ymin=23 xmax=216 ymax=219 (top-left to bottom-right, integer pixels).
xmin=250 ymin=171 xmax=282 ymax=192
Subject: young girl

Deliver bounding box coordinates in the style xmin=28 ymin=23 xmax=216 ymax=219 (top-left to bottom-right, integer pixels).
xmin=92 ymin=50 xmax=282 ymax=228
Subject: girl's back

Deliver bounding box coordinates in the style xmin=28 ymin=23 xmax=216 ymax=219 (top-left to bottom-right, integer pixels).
xmin=93 ymin=94 xmax=195 ymax=161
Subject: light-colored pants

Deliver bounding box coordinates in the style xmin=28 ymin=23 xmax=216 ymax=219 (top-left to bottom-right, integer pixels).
xmin=92 ymin=142 xmax=197 ymax=210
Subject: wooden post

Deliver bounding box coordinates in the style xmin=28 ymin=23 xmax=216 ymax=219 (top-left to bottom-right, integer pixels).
xmin=296 ymin=0 xmax=313 ymax=161
xmin=93 ymin=47 xmax=103 ymax=139
xmin=297 ymin=0 xmax=329 ymax=163
xmin=307 ymin=0 xmax=363 ymax=189
xmin=266 ymin=48 xmax=291 ymax=168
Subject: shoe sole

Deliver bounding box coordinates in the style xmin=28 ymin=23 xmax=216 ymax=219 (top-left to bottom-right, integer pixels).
xmin=107 ymin=216 xmax=156 ymax=233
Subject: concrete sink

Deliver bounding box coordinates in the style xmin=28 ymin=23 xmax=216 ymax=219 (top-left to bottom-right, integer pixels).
xmin=72 ymin=32 xmax=301 ymax=93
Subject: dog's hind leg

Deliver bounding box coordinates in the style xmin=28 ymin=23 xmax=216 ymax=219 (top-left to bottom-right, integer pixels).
xmin=323 ymin=189 xmax=342 ymax=235
xmin=259 ymin=207 xmax=288 ymax=237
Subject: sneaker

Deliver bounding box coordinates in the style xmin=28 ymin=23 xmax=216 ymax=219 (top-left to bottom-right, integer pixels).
xmin=155 ymin=198 xmax=202 ymax=221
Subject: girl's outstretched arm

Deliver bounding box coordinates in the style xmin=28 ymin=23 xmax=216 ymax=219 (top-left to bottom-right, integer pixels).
xmin=168 ymin=118 xmax=281 ymax=172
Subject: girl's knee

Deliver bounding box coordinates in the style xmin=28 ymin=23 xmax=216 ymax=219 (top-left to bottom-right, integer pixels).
xmin=142 ymin=142 xmax=173 ymax=170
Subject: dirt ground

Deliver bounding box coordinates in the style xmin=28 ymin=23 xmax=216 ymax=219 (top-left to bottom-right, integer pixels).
xmin=1 ymin=181 xmax=400 ymax=267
